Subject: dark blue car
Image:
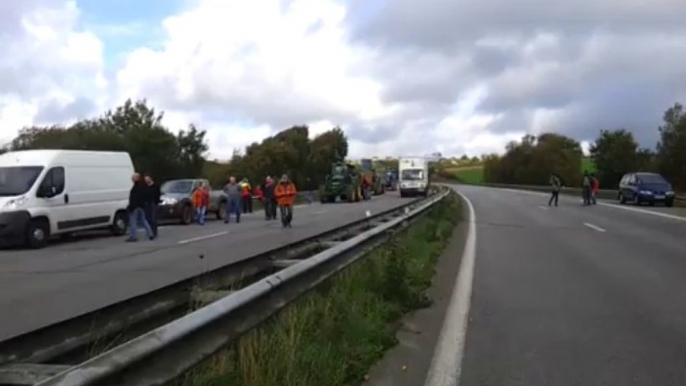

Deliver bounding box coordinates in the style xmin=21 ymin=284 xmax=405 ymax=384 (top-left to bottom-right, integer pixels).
xmin=618 ymin=172 xmax=675 ymax=207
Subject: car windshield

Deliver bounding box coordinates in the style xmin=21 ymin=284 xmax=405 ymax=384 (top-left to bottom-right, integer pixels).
xmin=0 ymin=166 xmax=44 ymax=196
xmin=637 ymin=174 xmax=667 ymax=184
xmin=401 ymin=169 xmax=424 ymax=181
xmin=161 ymin=180 xmax=194 ymax=194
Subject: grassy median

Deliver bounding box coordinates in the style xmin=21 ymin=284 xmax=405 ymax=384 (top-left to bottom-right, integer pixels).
xmin=181 ymin=193 xmax=461 ymax=386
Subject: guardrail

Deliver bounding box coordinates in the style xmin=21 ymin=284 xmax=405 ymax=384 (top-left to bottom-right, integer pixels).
xmin=466 ymin=182 xmax=686 ymax=207
xmin=33 ymin=188 xmax=450 ymax=386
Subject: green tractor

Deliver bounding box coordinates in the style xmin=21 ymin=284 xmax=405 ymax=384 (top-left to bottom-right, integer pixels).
xmin=319 ymin=162 xmax=363 ymax=203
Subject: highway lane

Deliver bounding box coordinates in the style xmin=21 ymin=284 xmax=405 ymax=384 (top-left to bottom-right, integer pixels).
xmin=0 ymin=193 xmax=410 ymax=341
xmin=456 ymin=185 xmax=686 ymax=386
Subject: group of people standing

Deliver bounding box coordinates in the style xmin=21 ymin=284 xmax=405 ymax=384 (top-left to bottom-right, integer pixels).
xmin=126 ymin=173 xmax=160 ymax=242
xmin=219 ymin=174 xmax=297 ymax=228
xmin=548 ymin=172 xmax=600 ymax=207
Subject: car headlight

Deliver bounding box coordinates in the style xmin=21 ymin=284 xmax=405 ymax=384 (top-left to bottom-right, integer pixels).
xmin=162 ymin=197 xmax=178 ymax=205
xmin=666 ymin=191 xmax=675 ymax=195
xmin=2 ymin=196 xmax=28 ymax=210
xmin=639 ymin=190 xmax=653 ymax=195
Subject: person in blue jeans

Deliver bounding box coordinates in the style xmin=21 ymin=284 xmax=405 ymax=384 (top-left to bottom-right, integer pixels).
xmin=126 ymin=173 xmax=154 ymax=242
xmin=223 ymin=176 xmax=242 ymax=224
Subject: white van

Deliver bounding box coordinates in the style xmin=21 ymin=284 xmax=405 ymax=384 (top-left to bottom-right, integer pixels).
xmin=398 ymin=156 xmax=430 ymax=197
xmin=0 ymin=150 xmax=134 ymax=248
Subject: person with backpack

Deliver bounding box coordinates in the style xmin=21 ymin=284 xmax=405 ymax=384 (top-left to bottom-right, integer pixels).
xmin=548 ymin=173 xmax=562 ymax=207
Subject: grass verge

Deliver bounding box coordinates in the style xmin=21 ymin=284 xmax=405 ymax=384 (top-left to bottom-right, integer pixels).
xmin=179 ymin=193 xmax=461 ymax=386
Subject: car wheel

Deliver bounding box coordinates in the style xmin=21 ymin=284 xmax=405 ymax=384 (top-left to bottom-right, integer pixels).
xmin=26 ymin=219 xmax=49 ymax=249
xmin=111 ymin=211 xmax=128 ymax=236
xmin=181 ymin=205 xmax=193 ymax=225
xmin=666 ymin=199 xmax=674 ymax=208
xmin=619 ymin=193 xmax=626 ymax=204
xmin=633 ymin=194 xmax=641 ymax=206
xmin=217 ymin=201 xmax=227 ymax=220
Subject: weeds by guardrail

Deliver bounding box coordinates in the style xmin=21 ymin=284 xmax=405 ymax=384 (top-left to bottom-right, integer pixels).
xmin=33 ymin=188 xmax=450 ymax=386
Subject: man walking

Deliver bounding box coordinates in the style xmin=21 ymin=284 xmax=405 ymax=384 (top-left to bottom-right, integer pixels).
xmin=582 ymin=172 xmax=591 ymax=205
xmin=192 ymin=182 xmax=210 ymax=225
xmin=548 ymin=173 xmax=561 ymax=207
xmin=262 ymin=176 xmax=277 ymax=220
xmin=144 ymin=174 xmax=161 ymax=238
xmin=275 ymin=174 xmax=297 ymax=228
xmin=126 ymin=173 xmax=154 ymax=242
xmin=223 ymin=176 xmax=242 ymax=224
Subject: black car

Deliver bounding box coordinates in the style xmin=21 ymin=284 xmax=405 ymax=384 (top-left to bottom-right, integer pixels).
xmin=618 ymin=172 xmax=675 ymax=207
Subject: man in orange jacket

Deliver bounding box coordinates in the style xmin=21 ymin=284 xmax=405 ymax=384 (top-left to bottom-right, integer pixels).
xmin=274 ymin=174 xmax=297 ymax=228
xmin=192 ymin=182 xmax=210 ymax=225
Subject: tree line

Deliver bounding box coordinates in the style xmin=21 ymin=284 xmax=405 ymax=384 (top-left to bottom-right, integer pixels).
xmin=483 ymin=102 xmax=686 ymax=191
xmin=1 ymin=99 xmax=349 ymax=190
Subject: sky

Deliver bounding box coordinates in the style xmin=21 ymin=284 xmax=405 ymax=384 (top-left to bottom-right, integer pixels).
xmin=1 ymin=0 xmax=685 ymax=161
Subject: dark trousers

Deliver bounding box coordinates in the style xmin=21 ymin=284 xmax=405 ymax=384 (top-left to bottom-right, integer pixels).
xmin=145 ymin=203 xmax=158 ymax=236
xmin=280 ymin=205 xmax=293 ymax=227
xmin=242 ymin=196 xmax=253 ymax=213
xmin=264 ymin=199 xmax=277 ymax=219
xmin=582 ymin=187 xmax=591 ymax=205
xmin=225 ymin=197 xmax=241 ymax=223
xmin=548 ymin=191 xmax=559 ymax=206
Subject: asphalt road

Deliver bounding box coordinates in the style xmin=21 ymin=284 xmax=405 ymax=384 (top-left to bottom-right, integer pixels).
xmin=0 ymin=193 xmax=411 ymax=342
xmin=457 ymin=185 xmax=686 ymax=386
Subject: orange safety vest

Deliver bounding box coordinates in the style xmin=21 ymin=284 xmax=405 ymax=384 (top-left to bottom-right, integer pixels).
xmin=275 ymin=182 xmax=297 ymax=207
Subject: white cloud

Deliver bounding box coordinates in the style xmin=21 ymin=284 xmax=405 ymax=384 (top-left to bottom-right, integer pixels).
xmin=0 ymin=0 xmax=107 ymax=143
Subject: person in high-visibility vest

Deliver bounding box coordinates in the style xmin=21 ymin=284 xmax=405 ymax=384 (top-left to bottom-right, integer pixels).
xmin=240 ymin=178 xmax=253 ymax=214
xmin=275 ymin=174 xmax=297 ymax=228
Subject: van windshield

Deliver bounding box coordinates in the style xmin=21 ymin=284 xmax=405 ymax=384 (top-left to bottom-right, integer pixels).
xmin=0 ymin=166 xmax=44 ymax=196
xmin=161 ymin=180 xmax=194 ymax=194
xmin=401 ymin=169 xmax=424 ymax=181
xmin=637 ymin=174 xmax=667 ymax=184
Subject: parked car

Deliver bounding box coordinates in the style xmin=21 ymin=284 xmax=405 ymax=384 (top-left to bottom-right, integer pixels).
xmin=618 ymin=172 xmax=675 ymax=207
xmin=0 ymin=150 xmax=133 ymax=248
xmin=158 ymin=179 xmax=228 ymax=224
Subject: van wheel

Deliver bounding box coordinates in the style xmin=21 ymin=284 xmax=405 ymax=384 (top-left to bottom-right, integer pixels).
xmin=26 ymin=219 xmax=49 ymax=249
xmin=181 ymin=205 xmax=193 ymax=225
xmin=111 ymin=211 xmax=128 ymax=236
xmin=217 ymin=201 xmax=227 ymax=220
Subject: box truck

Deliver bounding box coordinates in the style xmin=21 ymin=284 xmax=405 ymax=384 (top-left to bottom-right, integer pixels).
xmin=398 ymin=156 xmax=429 ymax=197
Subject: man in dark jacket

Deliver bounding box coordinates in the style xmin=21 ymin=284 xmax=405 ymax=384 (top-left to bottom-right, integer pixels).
xmin=262 ymin=176 xmax=277 ymax=220
xmin=127 ymin=173 xmax=154 ymax=242
xmin=144 ymin=174 xmax=161 ymax=238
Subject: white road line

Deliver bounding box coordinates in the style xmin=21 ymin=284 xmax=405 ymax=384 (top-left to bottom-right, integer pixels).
xmin=597 ymin=202 xmax=686 ymax=222
xmin=583 ymin=222 xmax=606 ymax=233
xmin=493 ymin=187 xmax=686 ymax=223
xmin=424 ymin=189 xmax=477 ymax=386
xmin=177 ymin=231 xmax=228 ymax=245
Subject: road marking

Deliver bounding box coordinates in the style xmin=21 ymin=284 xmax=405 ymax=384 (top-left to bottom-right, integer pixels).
xmin=597 ymin=202 xmax=686 ymax=223
xmin=583 ymin=222 xmax=606 ymax=233
xmin=424 ymin=189 xmax=477 ymax=386
xmin=177 ymin=232 xmax=228 ymax=245
xmin=495 ymin=187 xmax=686 ymax=223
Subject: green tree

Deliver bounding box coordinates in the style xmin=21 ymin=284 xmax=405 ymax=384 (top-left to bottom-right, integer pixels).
xmin=589 ymin=129 xmax=639 ymax=188
xmin=6 ymin=99 xmax=208 ymax=183
xmin=657 ymin=103 xmax=686 ymax=190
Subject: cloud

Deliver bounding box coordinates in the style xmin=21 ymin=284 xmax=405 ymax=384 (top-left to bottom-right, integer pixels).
xmin=0 ymin=0 xmax=106 ymax=143
xmin=4 ymin=0 xmax=686 ymax=160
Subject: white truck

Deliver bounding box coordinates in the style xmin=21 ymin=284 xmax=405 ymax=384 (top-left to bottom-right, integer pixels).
xmin=398 ymin=156 xmax=429 ymax=197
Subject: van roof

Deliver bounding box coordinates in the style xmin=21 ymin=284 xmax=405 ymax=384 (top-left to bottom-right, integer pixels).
xmin=0 ymin=150 xmax=131 ymax=167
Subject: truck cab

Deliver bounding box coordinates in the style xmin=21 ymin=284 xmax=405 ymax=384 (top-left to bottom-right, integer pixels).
xmin=398 ymin=157 xmax=429 ymax=197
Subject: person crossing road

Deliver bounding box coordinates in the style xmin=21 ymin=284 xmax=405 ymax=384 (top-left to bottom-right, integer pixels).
xmin=275 ymin=174 xmax=297 ymax=228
